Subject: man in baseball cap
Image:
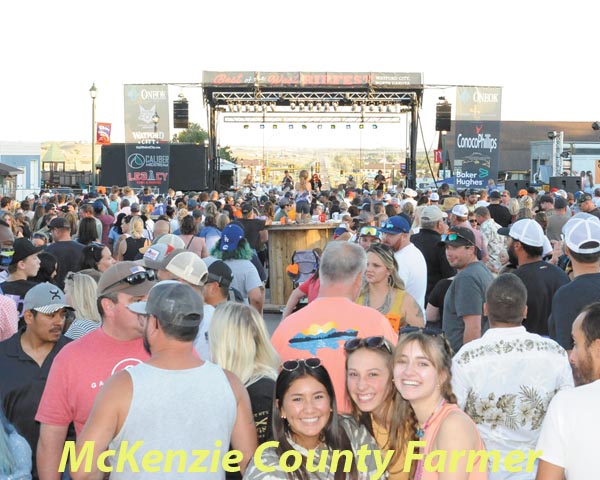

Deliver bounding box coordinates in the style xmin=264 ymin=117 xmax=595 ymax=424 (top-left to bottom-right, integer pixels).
xmin=381 ymin=216 xmax=427 ymax=313
xmin=441 ymin=226 xmax=494 ymax=352
xmin=498 ymin=219 xmax=569 ymax=336
xmin=0 ymin=282 xmax=73 ymax=478
xmin=549 ymin=216 xmax=600 ymax=351
xmin=36 ymin=261 xmax=155 ymax=473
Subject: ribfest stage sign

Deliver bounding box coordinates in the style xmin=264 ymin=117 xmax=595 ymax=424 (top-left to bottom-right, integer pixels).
xmin=202 ymin=71 xmax=424 ymax=88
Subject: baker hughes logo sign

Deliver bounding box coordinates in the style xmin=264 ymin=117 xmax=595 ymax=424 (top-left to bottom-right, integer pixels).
xmin=456 ymin=125 xmax=498 ymax=152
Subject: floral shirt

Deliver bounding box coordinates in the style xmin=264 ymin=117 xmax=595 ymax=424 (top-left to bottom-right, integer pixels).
xmin=451 ymin=327 xmax=574 ymax=480
xmin=478 ymin=218 xmax=505 ymax=272
xmin=244 ymin=416 xmax=382 ymax=480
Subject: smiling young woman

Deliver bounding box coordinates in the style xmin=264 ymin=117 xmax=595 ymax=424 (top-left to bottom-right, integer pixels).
xmin=392 ymin=329 xmax=487 ymax=480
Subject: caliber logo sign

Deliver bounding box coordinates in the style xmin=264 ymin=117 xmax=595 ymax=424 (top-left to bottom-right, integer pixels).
xmin=127 ymin=153 xmax=145 ymax=170
xmin=454 ymin=122 xmax=500 ymax=189
xmin=124 ymin=145 xmax=170 ymax=191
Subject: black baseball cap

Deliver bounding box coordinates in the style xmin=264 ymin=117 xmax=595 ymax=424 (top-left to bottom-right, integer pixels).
xmin=207 ymin=260 xmax=233 ymax=288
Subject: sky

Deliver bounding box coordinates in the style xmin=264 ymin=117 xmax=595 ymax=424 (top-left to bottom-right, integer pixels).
xmin=1 ymin=0 xmax=598 ymax=153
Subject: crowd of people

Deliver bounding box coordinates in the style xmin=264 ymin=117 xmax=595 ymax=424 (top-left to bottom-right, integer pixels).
xmin=0 ymin=174 xmax=599 ymax=480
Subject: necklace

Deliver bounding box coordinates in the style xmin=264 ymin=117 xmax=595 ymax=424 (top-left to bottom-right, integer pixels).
xmin=416 ymin=398 xmax=446 ymax=439
xmin=365 ymin=287 xmax=392 ymax=314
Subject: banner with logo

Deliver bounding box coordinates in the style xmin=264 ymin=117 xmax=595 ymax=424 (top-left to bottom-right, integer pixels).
xmin=454 ymin=87 xmax=502 ymax=189
xmin=123 ymin=84 xmax=171 ymax=192
xmin=96 ymin=123 xmax=112 ymax=145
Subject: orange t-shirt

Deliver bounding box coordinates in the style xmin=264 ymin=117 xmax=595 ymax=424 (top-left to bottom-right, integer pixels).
xmin=271 ymin=297 xmax=398 ymax=413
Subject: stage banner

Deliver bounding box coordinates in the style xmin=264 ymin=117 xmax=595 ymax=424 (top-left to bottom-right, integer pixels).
xmin=124 ymin=143 xmax=170 ymax=191
xmin=123 ymin=84 xmax=171 ymax=192
xmin=454 ymin=87 xmax=502 ymax=189
xmin=96 ymin=123 xmax=111 ymax=145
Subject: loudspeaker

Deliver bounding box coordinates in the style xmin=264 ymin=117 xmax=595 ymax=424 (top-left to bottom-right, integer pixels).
xmin=436 ymin=102 xmax=451 ymax=132
xmin=550 ymin=176 xmax=581 ymax=193
xmin=505 ymin=180 xmax=530 ymax=199
xmin=173 ymin=100 xmax=189 ymax=129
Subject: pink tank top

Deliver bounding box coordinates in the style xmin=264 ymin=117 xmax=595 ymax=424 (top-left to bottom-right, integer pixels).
xmin=418 ymin=403 xmax=488 ymax=480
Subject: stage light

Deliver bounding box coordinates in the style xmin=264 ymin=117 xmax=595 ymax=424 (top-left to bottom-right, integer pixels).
xmin=289 ymin=124 xmax=294 ymax=129
xmin=273 ymin=124 xmax=278 ymax=129
xmin=592 ymin=122 xmax=600 ymax=131
xmin=369 ymin=105 xmax=375 ymax=112
xmin=359 ymin=124 xmax=364 ymax=129
xmin=346 ymin=125 xmax=351 ymax=130
xmin=351 ymin=104 xmax=357 ymax=112
xmin=317 ymin=124 xmax=323 ymax=130
xmin=243 ymin=124 xmax=249 ymax=129
xmin=302 ymin=124 xmax=307 ymax=129
xmin=290 ymin=102 xmax=296 ymax=110
xmin=372 ymin=124 xmax=378 ymax=129
xmin=260 ymin=124 xmax=265 ymax=129
xmin=299 ymin=102 xmax=305 ymax=111
xmin=331 ymin=125 xmax=336 ymax=129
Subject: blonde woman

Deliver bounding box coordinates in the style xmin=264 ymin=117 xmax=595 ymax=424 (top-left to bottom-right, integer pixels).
xmin=208 ymin=302 xmax=279 ymax=444
xmin=63 ymin=272 xmax=101 ymax=339
xmin=356 ymin=243 xmax=424 ymax=333
xmin=216 ymin=212 xmax=231 ymax=231
xmin=117 ymin=216 xmax=148 ymax=261
xmin=294 ymin=169 xmax=312 ymax=223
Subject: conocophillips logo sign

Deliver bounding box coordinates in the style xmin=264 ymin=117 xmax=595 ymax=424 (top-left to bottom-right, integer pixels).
xmin=456 ymin=126 xmax=498 ymax=152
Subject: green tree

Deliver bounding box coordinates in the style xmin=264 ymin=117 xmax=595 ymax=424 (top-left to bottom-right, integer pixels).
xmin=172 ymin=123 xmax=235 ymax=163
xmin=171 ymin=123 xmax=208 ymax=144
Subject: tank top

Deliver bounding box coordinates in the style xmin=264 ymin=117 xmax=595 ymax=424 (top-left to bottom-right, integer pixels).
xmin=371 ymin=417 xmax=410 ymax=480
xmin=356 ymin=288 xmax=406 ymax=333
xmin=123 ymin=236 xmax=147 ymax=261
xmin=418 ymin=403 xmax=487 ymax=480
xmin=109 ymin=361 xmax=237 ymax=479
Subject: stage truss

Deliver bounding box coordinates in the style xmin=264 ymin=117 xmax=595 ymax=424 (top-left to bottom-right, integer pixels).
xmin=202 ymin=71 xmax=424 ymax=189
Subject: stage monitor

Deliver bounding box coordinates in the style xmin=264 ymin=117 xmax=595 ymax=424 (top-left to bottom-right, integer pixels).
xmin=504 ymin=180 xmax=530 ymax=198
xmin=550 ymin=176 xmax=581 ymax=193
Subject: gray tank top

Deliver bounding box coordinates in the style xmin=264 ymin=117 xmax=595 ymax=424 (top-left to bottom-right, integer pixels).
xmin=109 ymin=361 xmax=237 ymax=479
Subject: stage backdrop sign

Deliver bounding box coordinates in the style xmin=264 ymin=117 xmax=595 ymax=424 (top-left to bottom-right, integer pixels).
xmin=454 ymin=87 xmax=502 ymax=189
xmin=123 ymin=84 xmax=171 ymax=191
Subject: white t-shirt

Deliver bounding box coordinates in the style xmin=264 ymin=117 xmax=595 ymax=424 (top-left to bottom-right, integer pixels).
xmin=193 ymin=304 xmax=215 ymax=361
xmin=536 ymin=379 xmax=600 ymax=480
xmin=393 ymin=242 xmax=427 ymax=312
xmin=453 ymin=327 xmax=574 ymax=480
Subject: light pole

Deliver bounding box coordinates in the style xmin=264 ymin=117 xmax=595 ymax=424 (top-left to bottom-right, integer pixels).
xmin=152 ymin=111 xmax=160 ymax=135
xmin=89 ymin=83 xmax=97 ymax=190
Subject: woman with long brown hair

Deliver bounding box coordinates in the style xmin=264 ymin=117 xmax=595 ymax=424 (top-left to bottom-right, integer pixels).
xmin=392 ymin=328 xmax=486 ymax=479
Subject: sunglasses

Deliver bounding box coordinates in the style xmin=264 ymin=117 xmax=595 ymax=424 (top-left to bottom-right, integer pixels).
xmin=103 ymin=269 xmax=156 ymax=292
xmin=400 ymin=326 xmax=453 ymax=355
xmin=359 ymin=226 xmax=382 ymax=239
xmin=281 ymin=358 xmax=322 ymax=372
xmin=442 ymin=232 xmax=476 ymax=247
xmin=344 ymin=336 xmax=392 ymax=354
xmin=469 ymin=219 xmax=478 ymax=225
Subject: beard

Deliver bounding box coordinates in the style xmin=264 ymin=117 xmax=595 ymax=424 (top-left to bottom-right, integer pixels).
xmin=572 ymin=351 xmax=595 ymax=386
xmin=507 ymin=243 xmax=519 ymax=267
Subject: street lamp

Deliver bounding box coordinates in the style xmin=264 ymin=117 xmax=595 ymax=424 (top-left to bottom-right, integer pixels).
xmin=152 ymin=111 xmax=160 ymax=134
xmin=89 ymin=83 xmax=97 ymax=190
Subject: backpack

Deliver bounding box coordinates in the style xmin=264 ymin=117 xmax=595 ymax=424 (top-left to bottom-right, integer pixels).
xmin=286 ymin=249 xmax=320 ymax=289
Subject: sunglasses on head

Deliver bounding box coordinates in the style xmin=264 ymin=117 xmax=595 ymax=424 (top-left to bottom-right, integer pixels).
xmin=281 ymin=358 xmax=322 ymax=372
xmin=400 ymin=326 xmax=453 ymax=355
xmin=103 ymin=269 xmax=156 ymax=292
xmin=359 ymin=226 xmax=381 ymax=239
xmin=344 ymin=336 xmax=392 ymax=354
xmin=443 ymin=232 xmax=475 ymax=247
